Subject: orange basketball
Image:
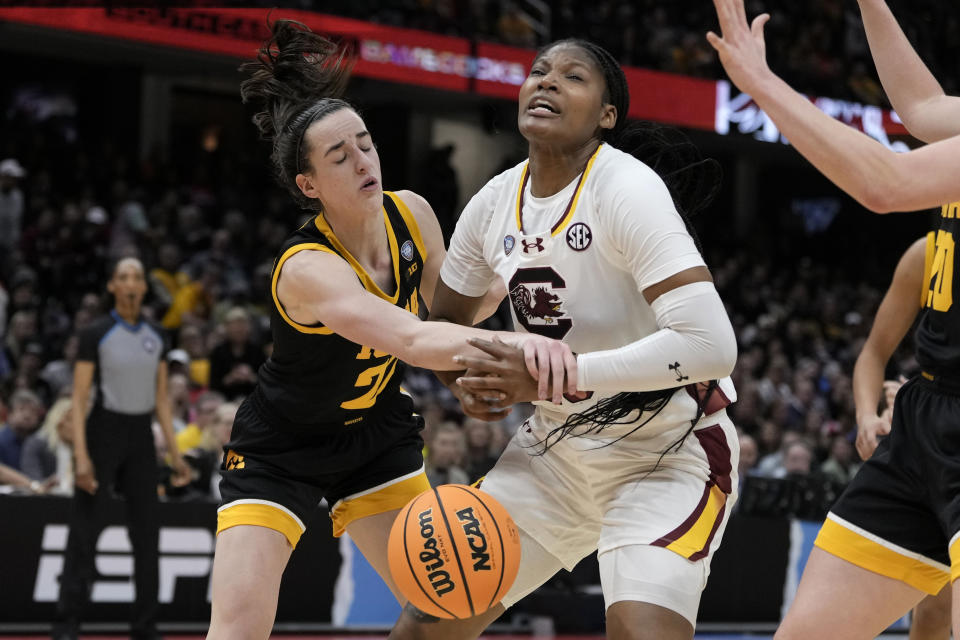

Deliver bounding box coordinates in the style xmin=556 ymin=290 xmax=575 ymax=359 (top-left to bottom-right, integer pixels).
xmin=387 ymin=484 xmax=521 ymax=619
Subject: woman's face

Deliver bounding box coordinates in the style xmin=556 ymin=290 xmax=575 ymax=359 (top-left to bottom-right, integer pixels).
xmin=517 ymin=43 xmax=616 ymax=148
xmin=297 ymin=108 xmax=382 ymax=216
xmin=107 ymin=258 xmax=147 ymax=310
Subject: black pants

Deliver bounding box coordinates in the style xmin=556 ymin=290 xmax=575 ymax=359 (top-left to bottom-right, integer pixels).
xmin=57 ymin=409 xmax=159 ymax=637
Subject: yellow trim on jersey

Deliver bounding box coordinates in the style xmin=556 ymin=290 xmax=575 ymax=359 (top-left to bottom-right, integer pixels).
xmin=923 ymin=231 xmax=936 ymax=308
xmin=329 ymin=470 xmax=430 ymax=537
xmin=815 ymin=516 xmax=949 ymax=594
xmin=551 ymin=143 xmax=602 ymax=237
xmin=217 ymin=503 xmax=305 ymax=549
xmin=513 ymin=144 xmax=603 ymax=237
xmin=387 ymin=191 xmax=428 ymax=263
xmin=271 ymin=242 xmax=336 ymax=335
xmin=514 ymin=163 xmax=529 ymax=231
xmin=315 ymin=208 xmax=401 ymax=303
xmin=664 ymin=484 xmax=726 ymax=559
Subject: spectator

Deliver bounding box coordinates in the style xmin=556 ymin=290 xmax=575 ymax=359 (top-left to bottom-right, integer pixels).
xmin=0 ymin=461 xmax=42 ymax=493
xmin=496 ymin=1 xmax=536 ymax=47
xmin=178 ymin=324 xmax=211 ymax=388
xmin=175 ymin=390 xmax=224 ymax=453
xmin=179 ymin=401 xmax=239 ymax=501
xmin=425 ymin=422 xmax=470 ymax=487
xmin=462 ymin=418 xmax=499 ymax=483
xmin=4 ymin=309 xmax=38 ymax=370
xmin=208 ymin=307 xmax=263 ymax=400
xmin=21 ymin=396 xmax=71 ymax=484
xmin=40 ymin=334 xmax=79 ymax=398
xmin=820 ymin=435 xmax=858 ymax=485
xmin=738 ymin=432 xmax=759 ymax=478
xmin=160 ymin=262 xmax=221 ymax=330
xmin=0 ymin=389 xmax=44 ymax=470
xmin=775 ymin=439 xmax=816 ymax=478
xmin=9 ymin=340 xmax=53 ymax=404
xmin=0 ymin=158 xmax=26 ymax=263
xmin=148 ymin=242 xmax=191 ymax=313
xmin=165 ymin=370 xmax=191 ymax=432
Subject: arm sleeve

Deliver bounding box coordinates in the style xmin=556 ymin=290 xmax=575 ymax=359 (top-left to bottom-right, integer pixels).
xmin=438 ymin=181 xmax=499 ymax=297
xmin=577 ymin=281 xmax=737 ymax=392
xmin=602 ymin=162 xmax=705 ymax=291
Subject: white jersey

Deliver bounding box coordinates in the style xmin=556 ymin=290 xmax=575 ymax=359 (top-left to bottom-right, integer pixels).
xmin=441 ymin=143 xmax=735 ymax=421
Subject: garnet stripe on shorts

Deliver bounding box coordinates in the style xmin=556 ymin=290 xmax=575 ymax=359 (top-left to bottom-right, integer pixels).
xmin=651 ymin=424 xmax=732 ymax=561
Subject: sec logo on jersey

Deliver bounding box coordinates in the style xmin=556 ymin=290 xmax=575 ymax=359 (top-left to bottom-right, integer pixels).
xmin=566 ymin=223 xmax=592 ymax=251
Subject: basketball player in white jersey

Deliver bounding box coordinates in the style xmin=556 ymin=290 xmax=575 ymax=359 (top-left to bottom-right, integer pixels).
xmin=389 ymin=38 xmax=739 ymax=640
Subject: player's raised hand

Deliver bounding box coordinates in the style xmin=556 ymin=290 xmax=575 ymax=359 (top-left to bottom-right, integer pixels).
xmin=706 ymin=0 xmax=772 ymax=95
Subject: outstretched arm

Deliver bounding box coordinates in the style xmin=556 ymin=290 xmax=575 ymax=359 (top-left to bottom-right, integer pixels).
xmin=853 ymin=237 xmax=926 ymax=459
xmin=707 ymin=0 xmax=960 ymax=213
xmin=857 ymin=0 xmax=960 ymax=143
xmin=277 ymin=250 xmax=575 ymax=400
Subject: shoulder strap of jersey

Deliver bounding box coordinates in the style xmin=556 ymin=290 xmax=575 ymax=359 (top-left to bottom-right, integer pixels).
xmin=384 ymin=191 xmax=428 ymax=262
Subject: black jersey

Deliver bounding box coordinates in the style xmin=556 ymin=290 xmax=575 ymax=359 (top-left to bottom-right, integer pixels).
xmin=253 ymin=191 xmax=427 ymax=436
xmin=916 ymin=202 xmax=960 ymax=375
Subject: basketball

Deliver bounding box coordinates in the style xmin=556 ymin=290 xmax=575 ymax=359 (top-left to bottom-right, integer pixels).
xmin=387 ymin=484 xmax=521 ymax=620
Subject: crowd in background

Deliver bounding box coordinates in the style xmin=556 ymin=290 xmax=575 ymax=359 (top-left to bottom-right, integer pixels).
xmin=298 ymin=0 xmax=959 ymax=104
xmin=0 ymin=0 xmax=942 ymax=506
xmin=0 ymin=125 xmax=912 ymax=507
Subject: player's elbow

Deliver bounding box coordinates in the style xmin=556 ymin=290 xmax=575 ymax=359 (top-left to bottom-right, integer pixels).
xmin=712 ymin=322 xmax=738 ymax=379
xmin=857 ymin=181 xmax=898 ymax=214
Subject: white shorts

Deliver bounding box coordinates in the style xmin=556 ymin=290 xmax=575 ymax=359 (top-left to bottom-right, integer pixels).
xmin=501 ymin=530 xmax=709 ymax=626
xmin=482 ymin=388 xmax=739 ymax=623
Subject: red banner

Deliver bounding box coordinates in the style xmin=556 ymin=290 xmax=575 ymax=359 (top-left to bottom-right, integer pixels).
xmin=0 ymin=7 xmax=907 ymax=141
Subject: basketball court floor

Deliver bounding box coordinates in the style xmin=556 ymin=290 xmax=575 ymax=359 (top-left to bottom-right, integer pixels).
xmin=0 ymin=633 xmax=915 ymax=639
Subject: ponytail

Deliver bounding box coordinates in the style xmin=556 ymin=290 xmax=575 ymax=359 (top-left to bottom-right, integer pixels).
xmin=240 ymin=19 xmax=354 ymax=209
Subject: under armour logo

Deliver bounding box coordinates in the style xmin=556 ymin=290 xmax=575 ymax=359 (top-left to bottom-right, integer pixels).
xmin=669 ymin=362 xmax=689 ymax=383
xmin=522 ymin=238 xmax=545 ymax=253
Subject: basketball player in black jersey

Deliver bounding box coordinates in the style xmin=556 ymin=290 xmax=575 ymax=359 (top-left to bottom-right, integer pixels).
xmin=206 ymin=21 xmax=577 ymax=640
xmin=711 ymin=0 xmax=960 ymax=637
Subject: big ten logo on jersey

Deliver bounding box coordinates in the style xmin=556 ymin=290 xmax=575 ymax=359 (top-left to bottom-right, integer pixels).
xmin=508 ymin=267 xmax=572 ymax=339
xmin=34 ymin=524 xmax=215 ymax=604
xmin=927 ymin=206 xmax=958 ymax=313
xmin=342 ymin=345 xmax=398 ymax=414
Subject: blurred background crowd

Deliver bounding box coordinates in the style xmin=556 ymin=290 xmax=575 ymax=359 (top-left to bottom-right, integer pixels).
xmin=0 ymin=0 xmax=933 ymax=511
xmin=277 ymin=0 xmax=959 ymax=101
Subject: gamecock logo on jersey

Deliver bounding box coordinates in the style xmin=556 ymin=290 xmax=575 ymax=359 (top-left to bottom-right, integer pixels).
xmin=508 ymin=267 xmax=572 ymax=339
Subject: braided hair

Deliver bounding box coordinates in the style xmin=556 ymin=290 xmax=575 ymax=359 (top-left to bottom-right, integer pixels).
xmin=240 ymin=19 xmax=354 ymax=210
xmin=528 ymin=40 xmax=724 ymax=454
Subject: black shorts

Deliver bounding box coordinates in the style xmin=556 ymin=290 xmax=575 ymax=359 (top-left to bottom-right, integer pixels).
xmin=816 ymin=375 xmax=960 ymax=593
xmin=217 ymin=391 xmax=429 ymax=547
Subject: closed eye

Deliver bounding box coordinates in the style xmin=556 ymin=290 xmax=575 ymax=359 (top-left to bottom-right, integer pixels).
xmin=567 ymin=74 xmax=582 ymax=81
xmin=530 ymin=68 xmax=545 ymax=76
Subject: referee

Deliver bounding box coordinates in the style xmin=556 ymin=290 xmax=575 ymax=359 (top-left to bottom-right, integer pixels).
xmin=53 ymin=257 xmax=189 ymax=640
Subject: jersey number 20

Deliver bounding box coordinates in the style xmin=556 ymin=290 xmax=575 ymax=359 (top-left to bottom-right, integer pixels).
xmin=927 ymin=230 xmax=955 ymax=312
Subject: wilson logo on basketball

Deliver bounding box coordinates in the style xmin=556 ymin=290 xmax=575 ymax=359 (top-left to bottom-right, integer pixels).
xmin=456 ymin=507 xmax=491 ymax=571
xmin=417 ymin=508 xmax=456 ymax=597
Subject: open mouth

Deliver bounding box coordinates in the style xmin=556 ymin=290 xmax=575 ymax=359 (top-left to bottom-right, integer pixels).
xmin=360 ymin=177 xmax=379 ymax=190
xmin=527 ymin=98 xmax=559 ymax=115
